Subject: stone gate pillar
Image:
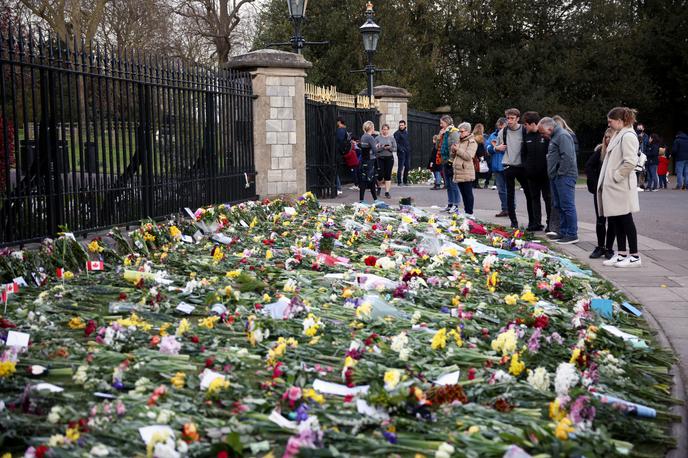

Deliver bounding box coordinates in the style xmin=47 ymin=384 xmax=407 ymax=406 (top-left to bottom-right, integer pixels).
xmin=228 ymin=50 xmax=312 ymax=197
xmin=370 ymin=86 xmax=411 ymax=175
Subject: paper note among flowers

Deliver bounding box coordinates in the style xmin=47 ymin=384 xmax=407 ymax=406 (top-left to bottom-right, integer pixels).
xmin=434 ymin=370 xmax=461 ymax=386
xmin=199 ymin=369 xmax=226 ymax=390
xmin=5 ymin=331 xmax=30 ymax=348
xmin=601 ymin=325 xmax=648 ymax=349
xmin=312 ymin=379 xmax=369 ymax=397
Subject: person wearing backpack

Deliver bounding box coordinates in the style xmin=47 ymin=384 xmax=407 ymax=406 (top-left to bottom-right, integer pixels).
xmin=437 ymin=115 xmax=462 ymax=212
xmin=494 ymin=108 xmax=533 ymax=228
xmin=522 ymin=112 xmax=551 ymax=232
xmin=486 ymin=117 xmax=509 ymax=216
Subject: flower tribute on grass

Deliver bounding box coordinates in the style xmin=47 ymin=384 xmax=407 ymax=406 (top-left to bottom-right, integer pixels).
xmin=0 ymin=193 xmax=680 ymax=457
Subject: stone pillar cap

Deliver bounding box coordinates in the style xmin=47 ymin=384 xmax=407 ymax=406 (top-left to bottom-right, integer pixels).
xmin=226 ymin=49 xmax=312 ymax=70
xmin=358 ymin=85 xmax=411 ymax=98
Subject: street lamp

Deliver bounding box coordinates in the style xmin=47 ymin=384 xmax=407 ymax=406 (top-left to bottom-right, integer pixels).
xmin=351 ymin=2 xmax=389 ymax=104
xmin=268 ymin=0 xmax=327 ymax=54
xmin=286 ymin=0 xmax=308 ymax=54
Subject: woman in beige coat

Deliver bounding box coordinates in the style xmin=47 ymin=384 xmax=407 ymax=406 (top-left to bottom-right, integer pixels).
xmin=451 ymin=122 xmax=478 ymax=214
xmin=597 ymin=107 xmax=642 ymax=268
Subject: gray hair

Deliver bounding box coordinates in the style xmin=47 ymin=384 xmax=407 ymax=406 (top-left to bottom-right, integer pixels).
xmin=457 ymin=122 xmax=471 ymax=132
xmin=538 ymin=117 xmax=557 ymax=130
xmin=496 ymin=117 xmax=507 ymax=128
xmin=440 ymin=115 xmax=454 ymax=125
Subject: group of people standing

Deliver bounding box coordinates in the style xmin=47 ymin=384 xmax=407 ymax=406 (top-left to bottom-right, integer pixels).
xmin=429 ymin=106 xmax=644 ymax=267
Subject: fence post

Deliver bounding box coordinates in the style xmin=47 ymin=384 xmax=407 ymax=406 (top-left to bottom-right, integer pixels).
xmin=368 ymin=86 xmax=411 ymax=176
xmin=138 ymin=83 xmax=154 ymax=218
xmin=227 ymin=50 xmax=312 ymax=197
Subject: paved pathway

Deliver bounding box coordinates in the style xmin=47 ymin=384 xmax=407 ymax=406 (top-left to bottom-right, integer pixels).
xmin=324 ymin=182 xmax=687 ymax=456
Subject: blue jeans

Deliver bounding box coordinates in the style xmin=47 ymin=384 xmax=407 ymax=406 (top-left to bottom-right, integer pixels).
xmin=494 ymin=171 xmax=508 ymax=212
xmin=551 ymin=175 xmax=577 ymax=238
xmin=433 ymin=171 xmax=442 ymax=185
xmin=645 ymin=164 xmax=658 ymax=190
xmin=397 ymin=150 xmax=412 ymax=184
xmin=443 ymin=162 xmax=460 ymax=206
xmin=676 ymin=160 xmax=688 ymax=188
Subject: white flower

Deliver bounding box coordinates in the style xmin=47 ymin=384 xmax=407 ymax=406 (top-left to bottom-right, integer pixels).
xmin=554 ymin=362 xmax=579 ymax=396
xmin=134 ymin=377 xmax=151 ymax=393
xmin=153 ymin=440 xmax=180 ymax=458
xmin=435 ymin=442 xmax=455 ymax=458
xmin=89 ymin=444 xmax=110 ymax=457
xmin=156 ymin=409 xmax=173 ymax=424
xmin=492 ymin=370 xmax=514 ymax=384
xmin=390 ymin=332 xmax=408 ymax=353
xmin=526 ymin=367 xmax=551 ymax=392
xmin=48 ymin=434 xmax=66 ymax=447
xmin=73 ymin=365 xmax=88 ymax=385
xmin=375 ymin=257 xmax=396 ymax=270
xmin=47 ymin=405 xmax=63 ymax=424
xmin=399 ymin=348 xmax=411 ymax=361
xmin=411 ymin=311 xmax=422 ymax=324
xmin=482 ymin=254 xmax=498 ymax=271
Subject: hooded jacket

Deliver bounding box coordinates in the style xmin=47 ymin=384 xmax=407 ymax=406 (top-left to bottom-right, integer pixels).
xmin=672 ymin=132 xmax=688 ymax=162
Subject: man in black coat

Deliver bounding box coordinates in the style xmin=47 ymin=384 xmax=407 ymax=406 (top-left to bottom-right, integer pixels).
xmin=522 ymin=111 xmax=551 ymax=232
xmin=394 ymin=120 xmax=411 ymax=186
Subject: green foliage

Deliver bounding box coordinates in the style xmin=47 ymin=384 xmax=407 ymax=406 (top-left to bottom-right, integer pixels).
xmin=254 ymin=0 xmax=688 ymax=144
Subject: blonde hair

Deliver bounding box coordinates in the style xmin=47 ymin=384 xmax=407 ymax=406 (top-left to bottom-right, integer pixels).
xmin=472 ymin=123 xmax=485 ymax=144
xmin=553 ymin=115 xmax=574 ymax=133
xmin=600 ymin=127 xmax=614 ymax=160
xmin=362 ymin=120 xmax=375 ymax=133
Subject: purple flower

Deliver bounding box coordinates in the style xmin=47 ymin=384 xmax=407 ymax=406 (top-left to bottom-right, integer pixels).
xmin=528 ymin=328 xmax=542 ymax=353
xmin=382 ymin=430 xmax=398 ymax=444
xmin=570 ymin=395 xmax=596 ymax=424
xmin=295 ymin=404 xmax=310 ymax=422
xmin=440 ymin=306 xmax=450 ymax=314
xmin=112 ymin=379 xmax=125 ymax=390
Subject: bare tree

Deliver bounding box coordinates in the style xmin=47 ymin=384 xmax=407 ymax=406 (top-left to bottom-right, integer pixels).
xmin=173 ymin=0 xmax=256 ymax=64
xmin=19 ymin=0 xmax=108 ymax=45
xmin=99 ymin=0 xmax=174 ymax=53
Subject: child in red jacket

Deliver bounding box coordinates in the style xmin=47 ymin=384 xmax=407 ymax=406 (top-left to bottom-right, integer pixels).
xmin=658 ymin=148 xmax=670 ymax=189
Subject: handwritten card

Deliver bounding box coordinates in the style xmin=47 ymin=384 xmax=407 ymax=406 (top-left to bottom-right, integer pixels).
xmin=5 ymin=331 xmax=30 ymax=348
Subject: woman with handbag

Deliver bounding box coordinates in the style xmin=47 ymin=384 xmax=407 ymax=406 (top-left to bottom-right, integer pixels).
xmin=452 ymin=122 xmax=478 ymax=214
xmin=598 ymin=107 xmax=642 ymax=268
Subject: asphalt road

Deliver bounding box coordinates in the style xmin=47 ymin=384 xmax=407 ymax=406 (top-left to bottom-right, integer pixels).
xmin=325 ymin=182 xmax=688 ymax=250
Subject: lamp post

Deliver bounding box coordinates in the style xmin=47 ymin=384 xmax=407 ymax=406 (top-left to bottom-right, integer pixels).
xmin=286 ymin=0 xmax=308 ymax=54
xmin=267 ymin=0 xmax=327 ymax=54
xmin=359 ymin=2 xmax=381 ymax=103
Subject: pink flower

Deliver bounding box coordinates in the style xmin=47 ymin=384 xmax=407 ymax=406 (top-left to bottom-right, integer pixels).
xmin=282 ymin=386 xmax=302 ymax=407
xmin=159 ymin=336 xmax=181 ymax=355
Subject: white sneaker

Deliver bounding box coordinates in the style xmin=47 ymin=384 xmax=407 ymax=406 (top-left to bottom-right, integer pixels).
xmin=349 ymin=185 xmax=359 ymax=190
xmin=337 ymin=190 xmax=343 ymax=196
xmin=603 ymin=254 xmax=625 ymax=266
xmin=491 ymin=186 xmax=497 ymax=190
xmin=615 ymin=255 xmax=641 ymax=268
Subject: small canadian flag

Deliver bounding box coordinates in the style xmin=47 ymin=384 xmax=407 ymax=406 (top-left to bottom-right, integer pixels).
xmin=86 ymin=261 xmax=104 ymax=271
xmin=56 ymin=268 xmax=64 ymax=279
xmin=4 ymin=283 xmax=17 ymax=294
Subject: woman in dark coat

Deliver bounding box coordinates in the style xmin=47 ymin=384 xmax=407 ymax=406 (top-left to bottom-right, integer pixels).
xmin=584 ymin=128 xmax=615 ymax=259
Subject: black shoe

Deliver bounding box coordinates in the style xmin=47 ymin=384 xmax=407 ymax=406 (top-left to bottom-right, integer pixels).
xmin=527 ymin=224 xmax=545 ymax=232
xmin=556 ymin=235 xmax=579 ymax=245
xmin=604 ymin=249 xmax=614 ymax=260
xmin=495 ymin=211 xmax=508 ymax=217
xmin=590 ymin=247 xmax=606 ymax=259
xmin=510 ymin=221 xmax=519 ymax=229
xmin=384 ymin=192 xmax=391 ymax=198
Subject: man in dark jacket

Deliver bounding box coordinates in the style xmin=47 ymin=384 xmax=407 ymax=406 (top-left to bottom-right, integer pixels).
xmin=335 ymin=117 xmax=351 ymax=195
xmin=394 ymin=120 xmax=411 ymax=186
xmin=671 ymin=130 xmax=688 ymax=190
xmin=522 ymin=112 xmax=551 ymax=232
xmin=538 ymin=117 xmax=578 ymax=245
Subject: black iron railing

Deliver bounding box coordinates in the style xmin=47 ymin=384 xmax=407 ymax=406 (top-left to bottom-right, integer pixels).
xmin=0 ymin=24 xmax=256 ymax=246
xmin=305 ymin=98 xmax=378 ymax=198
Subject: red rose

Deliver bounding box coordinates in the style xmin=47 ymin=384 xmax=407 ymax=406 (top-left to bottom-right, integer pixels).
xmin=35 ymin=445 xmax=49 ymax=458
xmin=218 ymin=451 xmax=229 ymax=458
xmin=84 ymin=320 xmax=97 ymax=337
xmin=364 ymin=256 xmax=378 ymax=267
xmin=533 ymin=315 xmax=549 ymax=329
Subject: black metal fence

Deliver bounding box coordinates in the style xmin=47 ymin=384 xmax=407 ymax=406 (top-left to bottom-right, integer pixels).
xmin=305 ymin=98 xmax=378 ymax=198
xmin=407 ymin=109 xmax=440 ymax=170
xmin=0 ymin=25 xmax=256 ymax=246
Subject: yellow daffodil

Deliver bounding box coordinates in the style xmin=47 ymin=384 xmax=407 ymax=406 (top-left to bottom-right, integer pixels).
xmin=570 ymin=348 xmax=582 ymax=364
xmin=356 ymin=301 xmax=372 ymax=319
xmin=504 ymin=294 xmax=519 ymax=306
xmin=87 ymin=240 xmax=104 ymax=253
xmin=265 ymin=249 xmax=273 ymax=260
xmin=549 ymin=398 xmax=566 ymax=421
xmin=448 ymin=328 xmax=463 ymax=347
xmin=68 ymin=317 xmax=86 ymax=329
xmin=169 ymin=226 xmax=181 ymax=239
xmin=159 ymin=323 xmax=171 ymax=336
xmin=0 ymin=360 xmax=17 ymax=378
xmin=303 ymin=388 xmax=325 ymax=404
xmin=198 ymin=316 xmax=220 ymax=329
xmin=509 ymin=352 xmax=526 ymax=376
xmin=63 ymin=271 xmax=74 ymax=280
xmin=207 ymin=377 xmax=230 ymax=396
xmin=491 ymin=329 xmax=517 ymax=355
xmin=171 ymin=372 xmax=186 ymax=389
xmin=555 ymin=417 xmax=575 ymax=440
xmin=115 ymin=313 xmax=152 ymax=331
xmin=65 ymin=427 xmax=80 ymax=441
xmin=520 ymin=289 xmax=538 ymax=304
xmin=176 ymin=318 xmax=191 ymax=336
xmin=431 ymin=328 xmax=447 ymax=350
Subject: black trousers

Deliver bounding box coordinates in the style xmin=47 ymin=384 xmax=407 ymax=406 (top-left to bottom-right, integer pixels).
xmin=609 ymin=213 xmax=638 ymax=253
xmin=504 ymin=165 xmax=532 ymax=227
xmin=457 ymin=181 xmax=474 ymax=214
xmin=593 ymin=193 xmax=615 ymax=250
xmin=527 ymin=175 xmax=552 ymax=229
